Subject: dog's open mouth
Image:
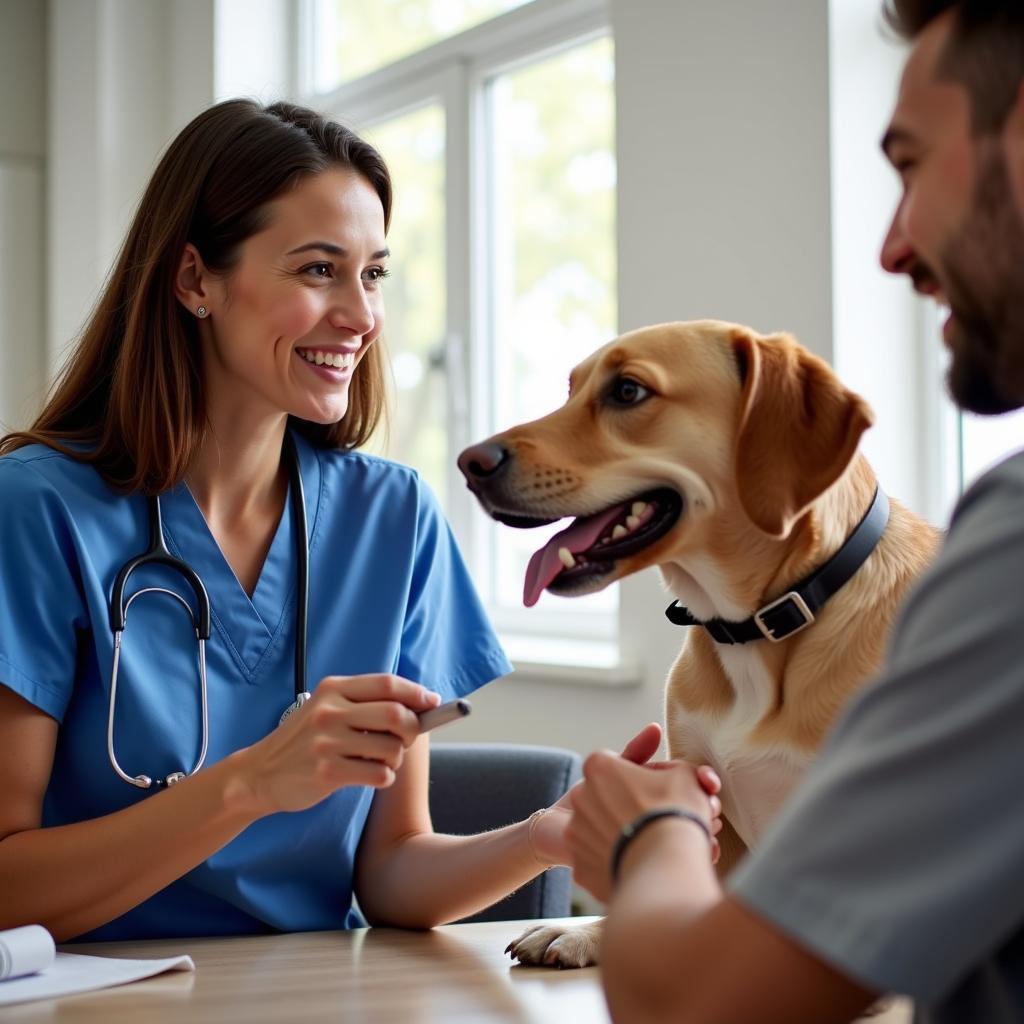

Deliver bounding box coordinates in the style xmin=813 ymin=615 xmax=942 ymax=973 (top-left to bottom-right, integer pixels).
xmin=517 ymin=488 xmax=684 ymax=606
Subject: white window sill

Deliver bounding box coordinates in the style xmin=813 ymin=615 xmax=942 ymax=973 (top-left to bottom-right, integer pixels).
xmin=501 ymin=634 xmax=641 ymax=688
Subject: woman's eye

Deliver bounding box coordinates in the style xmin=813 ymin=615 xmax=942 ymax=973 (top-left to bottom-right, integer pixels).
xmin=363 ymin=266 xmax=390 ymax=283
xmin=608 ymin=377 xmax=650 ymax=406
xmin=302 ymin=263 xmax=332 ymax=279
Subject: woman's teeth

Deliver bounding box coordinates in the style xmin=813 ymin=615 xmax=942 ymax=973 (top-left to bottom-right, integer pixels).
xmin=299 ymin=349 xmax=354 ymax=369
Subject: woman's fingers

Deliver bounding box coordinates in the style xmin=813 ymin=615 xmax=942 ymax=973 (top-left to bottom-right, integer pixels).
xmin=330 ymin=728 xmax=405 ymax=769
xmin=319 ymin=673 xmax=441 ymax=712
xmin=248 ymin=675 xmax=443 ymax=812
xmin=337 ymin=700 xmax=423 ymax=747
xmin=333 ymin=757 xmax=397 ymax=789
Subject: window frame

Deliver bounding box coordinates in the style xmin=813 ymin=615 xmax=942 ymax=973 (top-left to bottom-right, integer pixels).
xmin=297 ymin=0 xmax=627 ymax=676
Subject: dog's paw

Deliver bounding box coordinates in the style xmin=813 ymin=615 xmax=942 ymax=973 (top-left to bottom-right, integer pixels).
xmin=504 ymin=920 xmax=602 ymax=969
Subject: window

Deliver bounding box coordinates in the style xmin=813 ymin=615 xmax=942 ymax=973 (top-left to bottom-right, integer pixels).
xmin=926 ymin=311 xmax=1024 ymax=517
xmin=960 ymin=410 xmax=1024 ymax=487
xmin=311 ymin=0 xmax=533 ymax=89
xmin=302 ymin=0 xmax=622 ymax=672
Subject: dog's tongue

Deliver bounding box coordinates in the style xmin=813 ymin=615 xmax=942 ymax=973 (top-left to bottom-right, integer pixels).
xmin=523 ymin=504 xmax=629 ymax=607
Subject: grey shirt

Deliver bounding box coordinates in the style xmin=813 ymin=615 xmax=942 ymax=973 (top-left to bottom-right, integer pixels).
xmin=731 ymin=449 xmax=1024 ymax=1023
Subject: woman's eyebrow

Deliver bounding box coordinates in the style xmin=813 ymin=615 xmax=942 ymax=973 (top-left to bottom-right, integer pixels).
xmin=286 ymin=241 xmax=390 ymax=259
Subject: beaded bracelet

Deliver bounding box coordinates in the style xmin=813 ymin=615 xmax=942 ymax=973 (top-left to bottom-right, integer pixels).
xmin=610 ymin=807 xmax=712 ymax=884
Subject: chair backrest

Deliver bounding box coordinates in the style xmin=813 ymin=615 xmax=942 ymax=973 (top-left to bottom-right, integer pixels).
xmin=428 ymin=742 xmax=583 ymax=923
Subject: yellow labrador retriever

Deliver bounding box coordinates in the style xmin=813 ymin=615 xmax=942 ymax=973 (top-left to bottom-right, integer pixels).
xmin=458 ymin=320 xmax=940 ymax=968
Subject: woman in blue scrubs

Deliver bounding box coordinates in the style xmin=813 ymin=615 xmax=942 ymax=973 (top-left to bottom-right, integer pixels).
xmin=0 ymin=99 xmax=658 ymax=942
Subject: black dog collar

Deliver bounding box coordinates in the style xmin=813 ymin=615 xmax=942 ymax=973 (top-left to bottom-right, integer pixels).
xmin=665 ymin=486 xmax=889 ymax=645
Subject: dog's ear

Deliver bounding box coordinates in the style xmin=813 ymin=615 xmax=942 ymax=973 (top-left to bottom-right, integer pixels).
xmin=731 ymin=328 xmax=874 ymax=538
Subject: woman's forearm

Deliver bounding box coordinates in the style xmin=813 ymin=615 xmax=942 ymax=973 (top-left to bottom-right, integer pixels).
xmin=357 ymin=818 xmax=547 ymax=928
xmin=0 ymin=751 xmax=261 ymax=940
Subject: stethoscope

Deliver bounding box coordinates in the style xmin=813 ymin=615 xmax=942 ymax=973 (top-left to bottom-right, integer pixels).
xmin=106 ymin=433 xmax=310 ymax=790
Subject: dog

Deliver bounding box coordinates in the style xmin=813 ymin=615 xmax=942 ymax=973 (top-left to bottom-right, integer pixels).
xmin=458 ymin=320 xmax=941 ymax=969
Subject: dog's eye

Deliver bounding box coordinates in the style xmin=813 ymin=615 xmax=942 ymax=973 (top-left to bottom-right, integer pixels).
xmin=608 ymin=377 xmax=651 ymax=406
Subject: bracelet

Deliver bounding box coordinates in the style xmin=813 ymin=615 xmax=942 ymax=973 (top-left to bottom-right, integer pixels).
xmin=526 ymin=808 xmax=551 ymax=867
xmin=610 ymin=808 xmax=711 ymax=884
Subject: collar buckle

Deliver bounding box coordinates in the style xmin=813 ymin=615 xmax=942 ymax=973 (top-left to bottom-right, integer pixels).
xmin=753 ymin=591 xmax=815 ymax=643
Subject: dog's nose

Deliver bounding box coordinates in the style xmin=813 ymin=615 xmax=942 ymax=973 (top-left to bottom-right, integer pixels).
xmin=458 ymin=441 xmax=510 ymax=482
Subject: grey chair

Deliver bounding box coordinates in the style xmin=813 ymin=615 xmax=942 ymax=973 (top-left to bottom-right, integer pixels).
xmin=428 ymin=742 xmax=583 ymax=923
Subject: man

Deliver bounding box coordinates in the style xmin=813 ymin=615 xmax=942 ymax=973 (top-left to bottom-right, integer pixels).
xmin=565 ymin=3 xmax=1024 ymax=1022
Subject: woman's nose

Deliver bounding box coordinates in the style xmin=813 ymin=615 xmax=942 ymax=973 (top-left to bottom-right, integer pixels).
xmin=329 ymin=282 xmax=376 ymax=337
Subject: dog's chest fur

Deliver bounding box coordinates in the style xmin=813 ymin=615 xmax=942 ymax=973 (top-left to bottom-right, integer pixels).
xmin=666 ymin=643 xmax=813 ymax=849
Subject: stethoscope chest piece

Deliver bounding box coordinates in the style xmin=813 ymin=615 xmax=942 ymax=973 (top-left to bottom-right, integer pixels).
xmin=279 ymin=690 xmax=311 ymax=725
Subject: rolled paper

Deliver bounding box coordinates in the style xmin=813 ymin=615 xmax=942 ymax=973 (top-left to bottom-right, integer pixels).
xmin=0 ymin=926 xmax=56 ymax=982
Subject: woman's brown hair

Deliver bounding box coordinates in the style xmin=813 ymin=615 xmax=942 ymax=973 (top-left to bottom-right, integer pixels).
xmin=0 ymin=99 xmax=393 ymax=493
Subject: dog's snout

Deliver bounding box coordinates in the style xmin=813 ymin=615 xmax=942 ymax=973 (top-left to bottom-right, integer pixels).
xmin=458 ymin=441 xmax=510 ymax=483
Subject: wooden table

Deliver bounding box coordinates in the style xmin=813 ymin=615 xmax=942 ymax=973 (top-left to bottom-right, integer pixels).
xmin=2 ymin=918 xmax=913 ymax=1023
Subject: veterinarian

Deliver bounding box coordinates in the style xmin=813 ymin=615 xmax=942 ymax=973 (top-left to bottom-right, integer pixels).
xmin=565 ymin=2 xmax=1024 ymax=1021
xmin=0 ymin=99 xmax=662 ymax=942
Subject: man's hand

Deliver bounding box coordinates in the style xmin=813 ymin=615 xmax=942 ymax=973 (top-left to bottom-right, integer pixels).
xmin=529 ymin=722 xmax=663 ymax=867
xmin=567 ymin=754 xmax=722 ymax=901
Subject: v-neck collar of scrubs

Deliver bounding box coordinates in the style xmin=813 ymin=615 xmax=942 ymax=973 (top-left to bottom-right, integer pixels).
xmin=157 ymin=432 xmax=321 ymax=679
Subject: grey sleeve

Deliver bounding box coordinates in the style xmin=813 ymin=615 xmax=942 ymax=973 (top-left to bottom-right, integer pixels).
xmin=729 ymin=455 xmax=1024 ymax=1005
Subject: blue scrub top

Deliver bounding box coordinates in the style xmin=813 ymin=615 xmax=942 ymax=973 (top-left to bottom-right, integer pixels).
xmin=0 ymin=433 xmax=511 ymax=941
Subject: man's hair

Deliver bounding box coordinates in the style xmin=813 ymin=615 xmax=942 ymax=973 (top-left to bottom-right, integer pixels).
xmin=883 ymin=0 xmax=1024 ymax=134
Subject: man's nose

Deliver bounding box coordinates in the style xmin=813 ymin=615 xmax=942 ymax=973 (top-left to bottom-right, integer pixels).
xmin=880 ymin=211 xmax=915 ymax=275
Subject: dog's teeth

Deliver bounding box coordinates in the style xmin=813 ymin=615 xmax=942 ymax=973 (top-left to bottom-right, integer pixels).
xmin=612 ymin=524 xmax=628 ymax=540
xmin=631 ymin=501 xmax=647 ymax=517
xmin=558 ymin=547 xmax=575 ymax=569
xmin=626 ymin=515 xmax=640 ymax=530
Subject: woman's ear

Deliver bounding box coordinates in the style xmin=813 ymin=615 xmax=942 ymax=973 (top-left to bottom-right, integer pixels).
xmin=731 ymin=328 xmax=874 ymax=538
xmin=174 ymin=243 xmax=213 ymax=318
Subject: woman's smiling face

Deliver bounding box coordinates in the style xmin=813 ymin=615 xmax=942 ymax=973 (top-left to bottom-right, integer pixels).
xmin=200 ymin=166 xmax=389 ymax=427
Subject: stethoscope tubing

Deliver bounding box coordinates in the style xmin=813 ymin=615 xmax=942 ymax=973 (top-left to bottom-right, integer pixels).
xmin=106 ymin=433 xmax=308 ymax=790
xmin=107 ymin=587 xmax=210 ymax=789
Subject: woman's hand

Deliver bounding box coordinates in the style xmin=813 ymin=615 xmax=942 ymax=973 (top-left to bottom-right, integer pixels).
xmin=228 ymin=674 xmax=441 ymax=816
xmin=566 ymin=754 xmax=722 ymax=902
xmin=529 ymin=722 xmax=663 ymax=867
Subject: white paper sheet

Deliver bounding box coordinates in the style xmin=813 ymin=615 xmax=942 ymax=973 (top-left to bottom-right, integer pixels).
xmin=0 ymin=951 xmax=195 ymax=1006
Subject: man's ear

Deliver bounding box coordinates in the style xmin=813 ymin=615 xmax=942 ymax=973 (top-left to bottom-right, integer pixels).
xmin=174 ymin=243 xmax=213 ymax=317
xmin=731 ymin=328 xmax=874 ymax=538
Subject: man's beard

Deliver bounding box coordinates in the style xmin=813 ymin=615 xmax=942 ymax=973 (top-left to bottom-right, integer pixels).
xmin=940 ymin=149 xmax=1024 ymax=415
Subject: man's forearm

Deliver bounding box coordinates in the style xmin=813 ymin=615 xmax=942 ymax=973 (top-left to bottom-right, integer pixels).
xmin=602 ymin=819 xmax=723 ymax=1022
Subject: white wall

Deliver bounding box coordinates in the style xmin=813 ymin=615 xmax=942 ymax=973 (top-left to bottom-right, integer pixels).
xmin=0 ymin=0 xmax=47 ymax=431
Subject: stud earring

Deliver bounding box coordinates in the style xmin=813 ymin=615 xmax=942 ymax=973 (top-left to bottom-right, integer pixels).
xmin=196 ymin=306 xmax=208 ymax=318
